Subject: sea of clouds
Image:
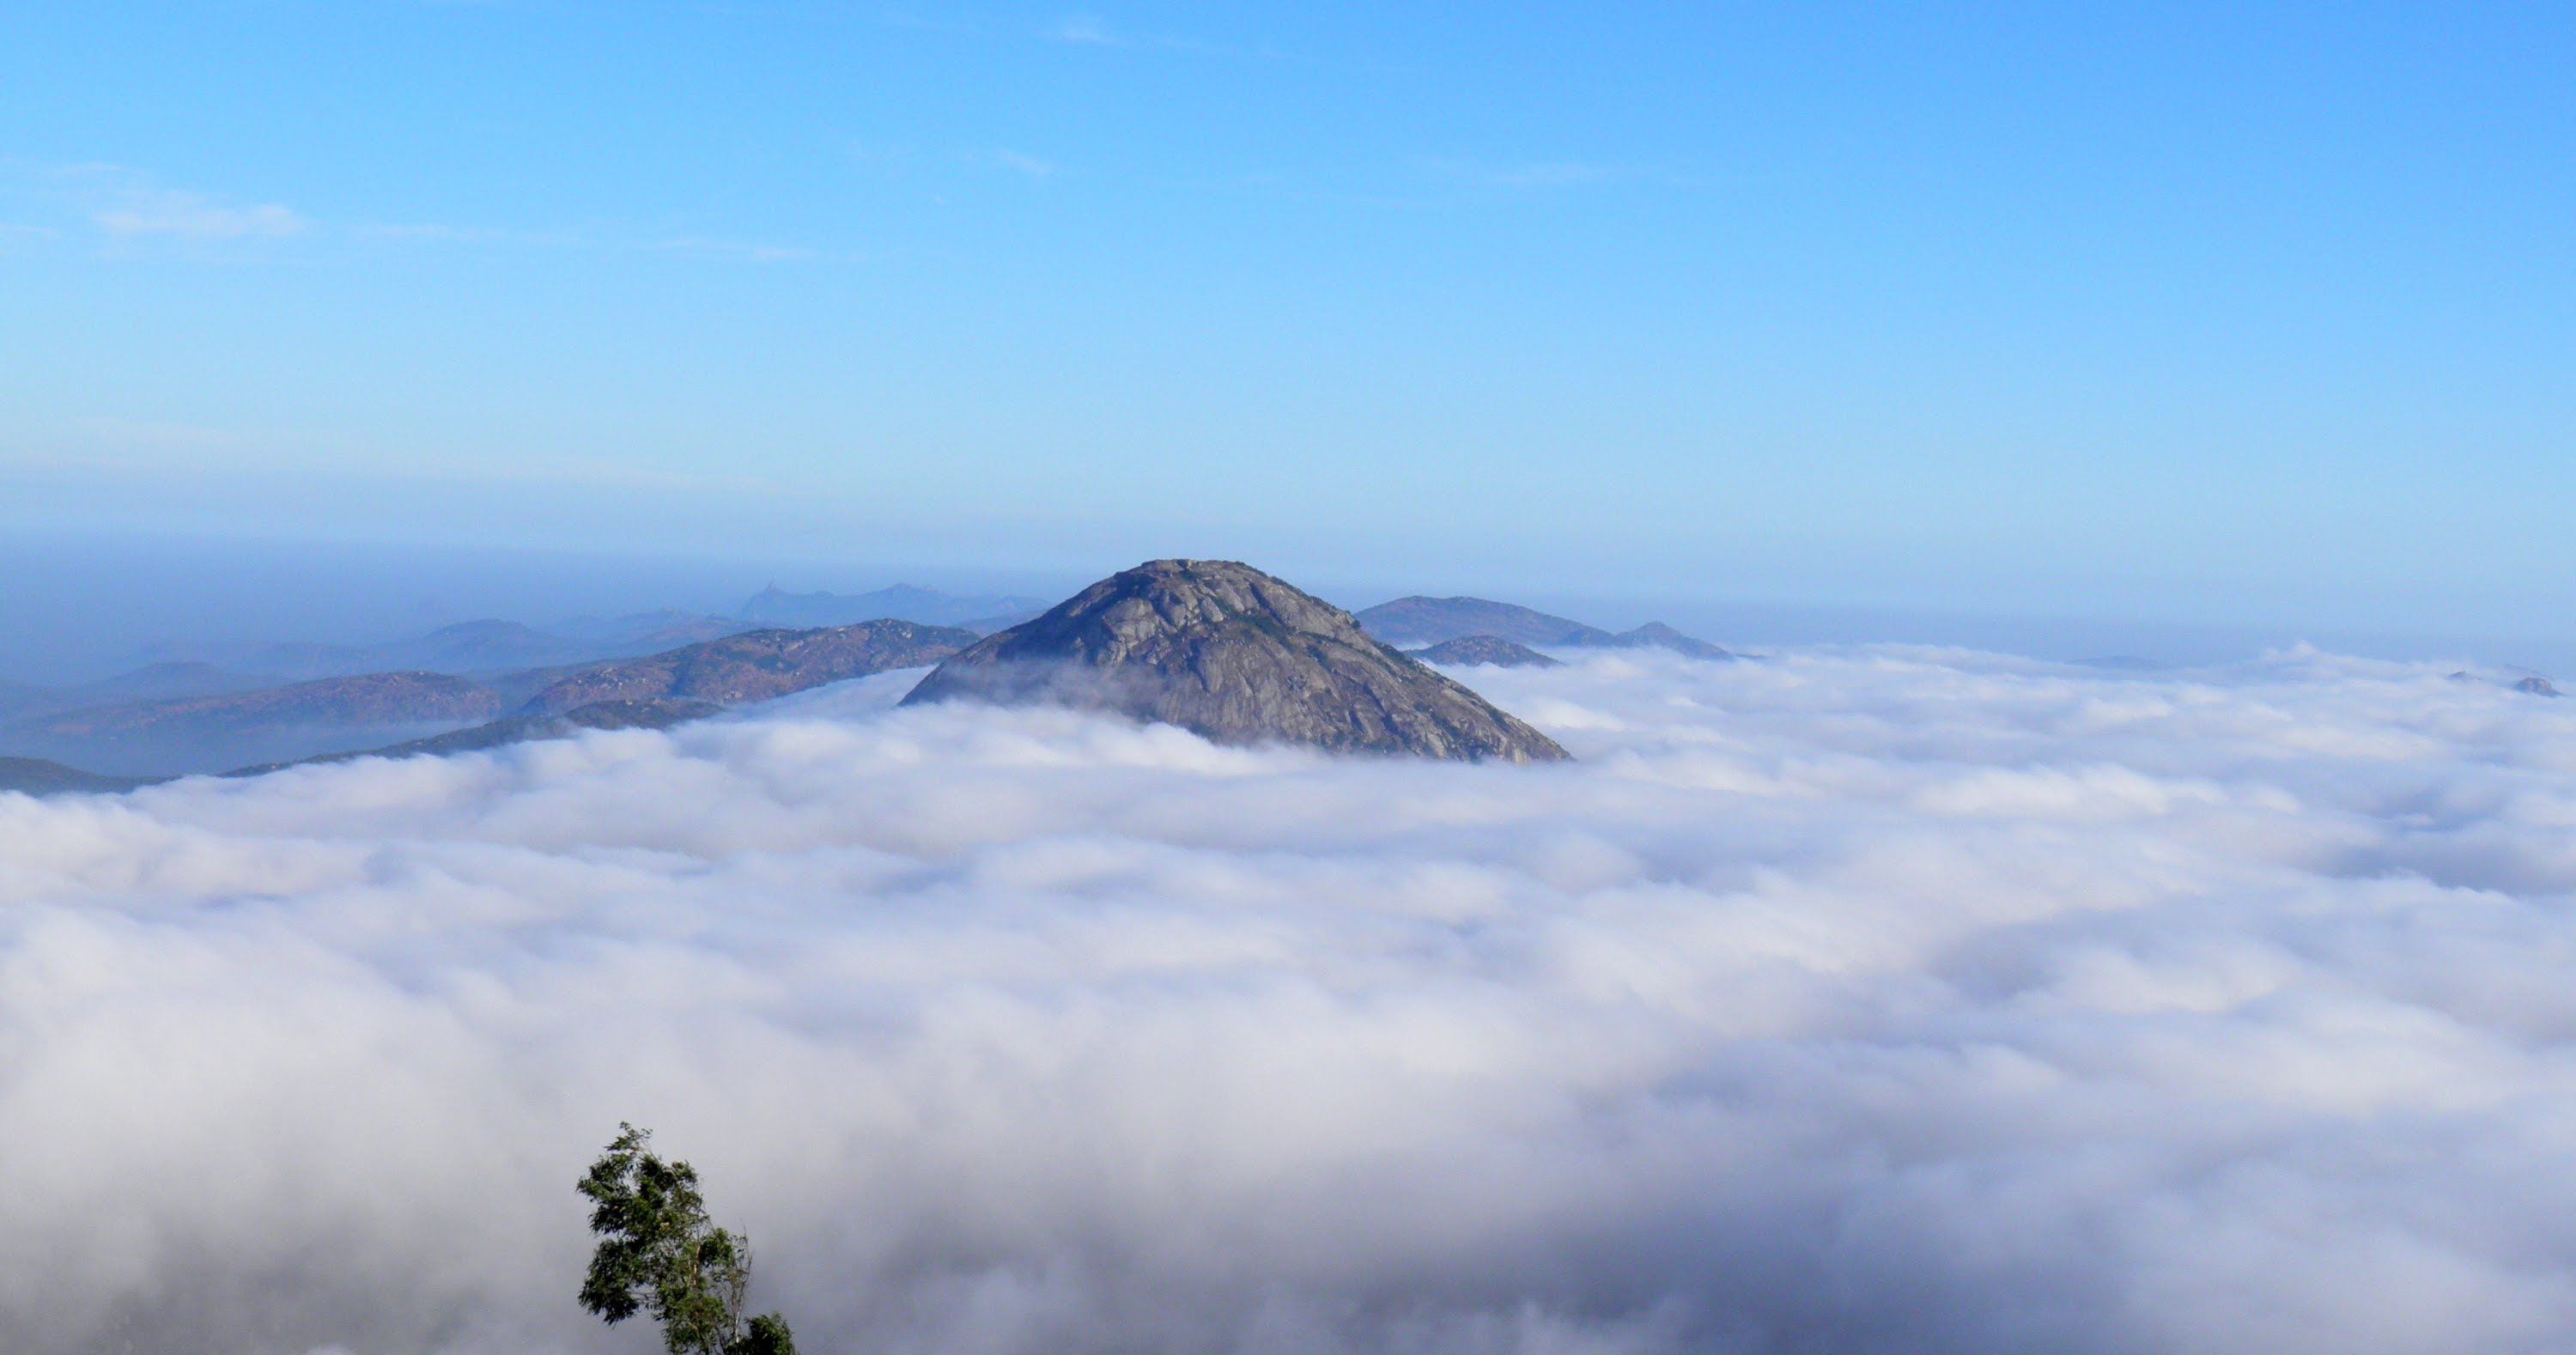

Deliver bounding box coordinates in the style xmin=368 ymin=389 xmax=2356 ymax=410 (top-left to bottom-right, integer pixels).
xmin=7 ymin=647 xmax=2576 ymax=1353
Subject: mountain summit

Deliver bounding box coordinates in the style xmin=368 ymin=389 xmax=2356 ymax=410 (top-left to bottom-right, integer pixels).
xmin=901 ymin=560 xmax=1570 ymax=763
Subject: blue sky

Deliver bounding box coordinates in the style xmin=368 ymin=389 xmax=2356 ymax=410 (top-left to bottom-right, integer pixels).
xmin=3 ymin=2 xmax=2571 ymax=643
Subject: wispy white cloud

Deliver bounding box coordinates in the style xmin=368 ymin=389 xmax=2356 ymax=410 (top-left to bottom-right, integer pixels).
xmin=1042 ymin=12 xmax=1250 ymax=58
xmin=650 ymin=235 xmax=832 ymax=263
xmin=1049 ymin=12 xmax=1125 ymax=46
xmin=0 ymin=162 xmax=311 ymax=241
xmin=94 ymin=190 xmax=307 ymax=239
xmin=980 ymin=149 xmax=1060 ymax=179
xmin=3 ymin=161 xmax=846 ymax=263
xmin=347 ymin=220 xmax=849 ymax=262
xmin=1430 ymin=157 xmax=1704 ymax=191
xmin=353 ymin=221 xmax=515 ymax=244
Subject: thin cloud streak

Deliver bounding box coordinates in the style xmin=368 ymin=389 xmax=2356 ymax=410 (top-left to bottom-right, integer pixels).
xmin=94 ymin=192 xmax=306 ymax=238
xmin=1423 ymin=158 xmax=1711 ymax=192
xmin=980 ymin=149 xmax=1061 ymax=179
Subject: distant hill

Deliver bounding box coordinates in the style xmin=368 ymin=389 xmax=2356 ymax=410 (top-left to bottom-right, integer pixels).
xmin=519 ymin=620 xmax=976 ymax=715
xmin=122 ymin=639 xmax=382 ymax=683
xmin=12 ymin=618 xmax=981 ymax=776
xmin=2452 ymin=668 xmax=2564 ymax=698
xmin=1610 ymin=622 xmax=1733 ymax=660
xmin=1357 ymin=596 xmax=1733 ymax=660
xmin=2 ymin=671 xmax=508 ymax=776
xmin=1356 ymin=597 xmax=1619 ymax=647
xmin=905 ymin=560 xmax=1569 ymax=763
xmin=24 ymin=671 xmax=502 ymax=739
xmin=739 ymin=583 xmax=1052 ymax=631
xmin=124 ymin=629 xmax=533 ymax=681
xmin=0 ymin=756 xmax=149 ymax=797
xmin=1406 ymin=636 xmax=1564 ymax=669
xmin=67 ymin=661 xmax=276 ymax=705
xmin=0 ymin=662 xmax=273 ymax=723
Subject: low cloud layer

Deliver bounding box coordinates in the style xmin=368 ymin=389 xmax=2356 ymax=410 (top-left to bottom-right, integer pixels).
xmin=7 ymin=650 xmax=2576 ymax=1353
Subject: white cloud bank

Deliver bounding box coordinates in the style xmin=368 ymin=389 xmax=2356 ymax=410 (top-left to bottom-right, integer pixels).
xmin=6 ymin=649 xmax=2576 ymax=1353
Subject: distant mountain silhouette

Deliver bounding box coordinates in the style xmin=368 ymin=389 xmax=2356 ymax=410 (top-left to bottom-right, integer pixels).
xmin=1609 ymin=622 xmax=1733 ymax=660
xmin=9 ymin=618 xmax=983 ymax=776
xmin=739 ymin=583 xmax=1050 ymax=632
xmin=1406 ymin=636 xmax=1564 ymax=669
xmin=0 ymin=662 xmax=275 ymax=723
xmin=372 ymin=620 xmax=597 ymax=672
xmin=2449 ymin=668 xmax=2564 ymax=698
xmin=1357 ymin=596 xmax=1732 ymax=660
xmin=519 ymin=620 xmax=976 ymax=715
xmin=0 ymin=671 xmax=510 ymax=775
xmin=552 ymin=610 xmax=759 ymax=653
xmin=123 ymin=639 xmax=382 ymax=683
xmin=128 ymin=620 xmax=596 ymax=682
xmin=1356 ymin=596 xmax=1618 ymax=647
xmin=23 ymin=671 xmax=503 ymax=741
xmin=68 ymin=661 xmax=276 ymax=705
xmin=0 ymin=756 xmax=147 ymax=797
xmin=904 ymin=560 xmax=1569 ymax=763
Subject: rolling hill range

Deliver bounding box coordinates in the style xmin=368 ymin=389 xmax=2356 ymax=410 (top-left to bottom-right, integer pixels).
xmin=1 ymin=618 xmax=981 ymax=778
xmin=738 ymin=583 xmax=1048 ymax=632
xmin=1356 ymin=595 xmax=1734 ymax=660
xmin=1405 ymin=635 xmax=1564 ymax=668
xmin=519 ymin=620 xmax=976 ymax=714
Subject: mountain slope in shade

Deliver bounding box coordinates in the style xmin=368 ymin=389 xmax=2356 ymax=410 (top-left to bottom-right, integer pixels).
xmin=903 ymin=560 xmax=1570 ymax=763
xmin=228 ymin=698 xmax=722 ymax=776
xmin=1406 ymin=635 xmax=1564 ymax=669
xmin=0 ymin=756 xmax=148 ymax=797
xmin=739 ymin=583 xmax=1053 ymax=630
xmin=519 ymin=620 xmax=976 ymax=715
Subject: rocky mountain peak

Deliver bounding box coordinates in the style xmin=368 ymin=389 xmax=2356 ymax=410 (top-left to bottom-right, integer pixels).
xmin=901 ymin=560 xmax=1570 ymax=763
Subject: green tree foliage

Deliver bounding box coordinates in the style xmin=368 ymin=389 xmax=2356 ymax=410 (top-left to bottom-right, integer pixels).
xmin=577 ymin=1123 xmax=797 ymax=1355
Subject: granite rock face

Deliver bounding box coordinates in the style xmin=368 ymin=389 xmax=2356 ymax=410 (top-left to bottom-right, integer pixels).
xmin=1406 ymin=635 xmax=1565 ymax=669
xmin=902 ymin=560 xmax=1570 ymax=763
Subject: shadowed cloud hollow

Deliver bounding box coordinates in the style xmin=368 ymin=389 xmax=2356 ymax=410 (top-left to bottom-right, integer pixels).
xmin=7 ymin=647 xmax=2576 ymax=1352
